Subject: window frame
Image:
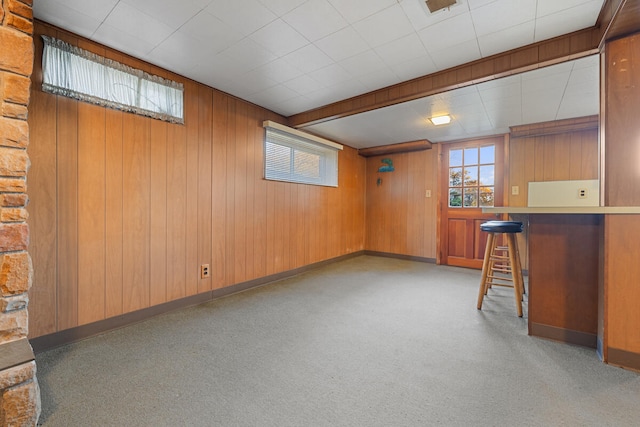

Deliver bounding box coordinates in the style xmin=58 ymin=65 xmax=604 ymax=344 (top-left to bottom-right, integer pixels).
xmin=263 ymin=121 xmax=342 ymax=187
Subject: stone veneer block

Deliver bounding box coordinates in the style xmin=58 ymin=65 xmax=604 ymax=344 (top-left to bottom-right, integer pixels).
xmin=7 ymin=0 xmax=33 ymax=20
xmin=0 ymin=208 xmax=28 ymax=222
xmin=0 ymin=361 xmax=34 ymax=390
xmin=0 ymin=253 xmax=32 ymax=295
xmin=6 ymin=14 xmax=33 ymax=35
xmin=1 ymin=73 xmax=31 ymax=106
xmin=0 ymin=146 xmax=29 ymax=176
xmin=0 ymin=116 xmax=29 ymax=148
xmin=0 ymin=376 xmax=40 ymax=426
xmin=0 ymin=294 xmax=28 ymax=312
xmin=0 ymin=194 xmax=28 ymax=207
xmin=0 ymin=26 xmax=33 ymax=75
xmin=2 ymin=101 xmax=29 ymax=120
xmin=0 ymin=224 xmax=28 ymax=252
xmin=0 ymin=309 xmax=27 ymax=341
xmin=0 ymin=178 xmax=26 ymax=193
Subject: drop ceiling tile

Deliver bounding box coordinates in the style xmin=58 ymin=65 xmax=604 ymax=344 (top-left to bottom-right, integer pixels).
xmin=122 ymin=0 xmax=203 ymax=29
xmin=428 ymin=39 xmax=481 ymax=70
xmin=536 ymin=0 xmax=594 ymax=17
xmin=247 ymin=84 xmax=300 ymax=107
xmin=418 ymin=12 xmax=477 ymax=52
xmin=283 ymin=44 xmax=334 ymax=74
xmin=93 ymin=23 xmax=156 ymax=58
xmin=339 ymin=50 xmax=388 ymax=76
xmin=283 ymin=74 xmax=325 ymax=95
xmin=470 ymin=0 xmax=536 ymax=37
xmin=283 ymin=0 xmax=348 ymax=41
xmin=316 ymin=27 xmax=369 ymax=62
xmin=375 ymin=33 xmax=429 ymax=66
xmin=206 ymin=0 xmax=277 ymax=36
xmin=478 ymin=81 xmax=521 ymax=102
xmin=467 ymin=0 xmax=499 ymax=10
xmin=33 ymin=1 xmax=103 ymax=39
xmin=478 ymin=21 xmax=535 ymax=57
xmin=147 ymin=32 xmax=206 ymax=72
xmin=258 ymin=0 xmax=308 ymax=16
xmin=250 ymin=19 xmax=309 ymax=57
xmin=252 ymin=58 xmax=305 ymax=84
xmin=180 ymin=11 xmax=244 ymax=53
xmin=309 ymin=64 xmax=352 ymax=87
xmin=352 ymin=4 xmax=414 ymax=48
xmin=358 ymin=68 xmax=400 ymax=91
xmin=102 ymin=2 xmax=175 ymax=49
xmin=221 ymin=38 xmax=278 ymax=71
xmin=521 ymin=61 xmax=573 ymax=80
xmin=401 ymin=0 xmax=469 ymax=32
xmin=328 ymin=0 xmax=396 ymax=23
xmin=39 ymin=0 xmax=119 ymax=22
xmin=391 ymin=55 xmax=438 ymax=81
xmin=534 ymin=1 xmax=603 ymax=42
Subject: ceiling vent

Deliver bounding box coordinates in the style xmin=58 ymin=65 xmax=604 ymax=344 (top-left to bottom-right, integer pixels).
xmin=425 ymin=0 xmax=457 ymax=13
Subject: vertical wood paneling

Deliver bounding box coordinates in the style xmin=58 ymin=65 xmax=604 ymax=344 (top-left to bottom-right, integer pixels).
xmin=166 ymin=122 xmax=187 ymax=301
xmin=150 ymin=119 xmax=167 ymax=306
xmin=27 ymin=89 xmax=57 ymax=337
xmin=198 ymin=85 xmax=213 ymax=292
xmin=28 ymin=22 xmax=367 ymax=339
xmin=56 ymin=95 xmax=78 ymax=330
xmin=234 ymin=101 xmax=248 ymax=282
xmin=122 ymin=114 xmax=150 ymax=313
xmin=77 ymin=102 xmax=106 ymax=325
xmin=105 ymin=108 xmax=124 ymax=317
xmin=185 ymin=82 xmax=199 ymax=296
xmin=211 ymin=92 xmax=227 ymax=289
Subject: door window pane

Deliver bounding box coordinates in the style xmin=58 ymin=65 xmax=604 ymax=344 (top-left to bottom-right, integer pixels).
xmin=449 ymin=189 xmax=462 ymax=207
xmin=449 ymin=167 xmax=463 ymax=187
xmin=479 ymin=165 xmax=494 ymax=185
xmin=479 ymin=187 xmax=494 ymax=207
xmin=464 ymin=148 xmax=478 ymax=165
xmin=464 ymin=166 xmax=478 ymax=186
xmin=480 ymin=145 xmax=495 ymax=164
xmin=450 ymin=149 xmax=463 ymax=167
xmin=463 ymin=188 xmax=478 ymax=207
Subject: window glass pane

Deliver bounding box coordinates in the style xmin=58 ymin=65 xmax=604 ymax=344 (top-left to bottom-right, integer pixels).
xmin=449 ymin=167 xmax=463 ymax=187
xmin=265 ymin=142 xmax=291 ymax=175
xmin=480 ymin=145 xmax=495 ymax=164
xmin=464 ymin=148 xmax=478 ymax=165
xmin=463 ymin=188 xmax=478 ymax=207
xmin=479 ymin=165 xmax=494 ymax=185
xmin=449 ymin=149 xmax=463 ymax=167
xmin=464 ymin=166 xmax=478 ymax=186
xmin=479 ymin=187 xmax=494 ymax=207
xmin=294 ymin=150 xmax=320 ymax=179
xmin=449 ymin=188 xmax=462 ymax=207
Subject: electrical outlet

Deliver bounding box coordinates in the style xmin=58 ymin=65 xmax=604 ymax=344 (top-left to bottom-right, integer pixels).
xmin=201 ymin=264 xmax=210 ymax=279
xmin=425 ymin=190 xmax=431 ymax=198
xmin=511 ymin=186 xmax=519 ymax=195
xmin=578 ymin=188 xmax=588 ymax=199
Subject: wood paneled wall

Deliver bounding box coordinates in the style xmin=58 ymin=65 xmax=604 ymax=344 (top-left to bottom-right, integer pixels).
xmin=365 ymin=150 xmax=438 ymax=259
xmin=27 ymin=22 xmax=366 ymax=339
xmin=508 ymin=120 xmax=599 ymax=207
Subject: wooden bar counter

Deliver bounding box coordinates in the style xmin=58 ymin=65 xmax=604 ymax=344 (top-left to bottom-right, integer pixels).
xmin=483 ymin=207 xmax=640 ymax=370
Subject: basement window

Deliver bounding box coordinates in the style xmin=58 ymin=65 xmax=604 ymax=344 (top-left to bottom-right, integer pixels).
xmin=263 ymin=121 xmax=342 ymax=187
xmin=41 ymin=36 xmax=184 ymax=124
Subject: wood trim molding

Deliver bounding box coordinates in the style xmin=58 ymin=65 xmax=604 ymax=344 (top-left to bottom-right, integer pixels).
xmin=363 ymin=251 xmax=436 ymax=264
xmin=358 ymin=140 xmax=432 ymax=157
xmin=510 ymin=115 xmax=599 ymax=138
xmin=607 ymin=347 xmax=640 ymax=372
xmin=30 ymin=251 xmax=365 ymax=353
xmin=530 ymin=322 xmax=598 ymax=348
xmin=597 ymin=0 xmax=640 ymax=48
xmin=0 ymin=338 xmax=34 ymax=371
xmin=288 ymin=28 xmax=600 ymax=128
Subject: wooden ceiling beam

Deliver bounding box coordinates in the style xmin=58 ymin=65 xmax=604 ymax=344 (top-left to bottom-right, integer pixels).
xmin=287 ymin=27 xmax=600 ymax=129
xmin=357 ymin=140 xmax=433 ymax=157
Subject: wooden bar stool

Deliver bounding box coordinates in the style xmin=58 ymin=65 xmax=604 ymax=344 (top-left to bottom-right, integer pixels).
xmin=476 ymin=220 xmax=525 ymax=317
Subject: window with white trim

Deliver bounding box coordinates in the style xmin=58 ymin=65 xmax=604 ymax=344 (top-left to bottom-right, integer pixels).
xmin=263 ymin=121 xmax=342 ymax=187
xmin=41 ymin=35 xmax=184 ymax=124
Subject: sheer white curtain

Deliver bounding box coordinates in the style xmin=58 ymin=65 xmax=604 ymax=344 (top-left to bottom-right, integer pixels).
xmin=42 ymin=36 xmax=183 ymax=124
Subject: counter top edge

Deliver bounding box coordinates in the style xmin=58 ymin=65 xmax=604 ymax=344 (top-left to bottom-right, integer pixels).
xmin=482 ymin=207 xmax=640 ymax=214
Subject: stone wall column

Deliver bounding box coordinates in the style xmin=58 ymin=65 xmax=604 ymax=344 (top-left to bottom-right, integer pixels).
xmin=0 ymin=0 xmax=40 ymax=425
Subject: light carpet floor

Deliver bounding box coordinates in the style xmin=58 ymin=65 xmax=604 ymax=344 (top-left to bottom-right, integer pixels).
xmin=35 ymin=255 xmax=640 ymax=426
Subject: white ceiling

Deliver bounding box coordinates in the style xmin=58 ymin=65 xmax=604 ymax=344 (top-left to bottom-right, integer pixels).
xmin=34 ymin=0 xmax=604 ymax=148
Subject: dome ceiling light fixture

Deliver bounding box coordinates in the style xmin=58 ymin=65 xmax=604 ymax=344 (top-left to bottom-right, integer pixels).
xmin=429 ymin=115 xmax=452 ymax=126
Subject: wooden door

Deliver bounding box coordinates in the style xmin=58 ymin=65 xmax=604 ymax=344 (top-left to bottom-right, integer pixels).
xmin=439 ymin=136 xmax=505 ymax=268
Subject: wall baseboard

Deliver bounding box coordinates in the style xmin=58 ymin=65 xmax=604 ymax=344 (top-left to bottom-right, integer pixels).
xmin=30 ymin=251 xmax=364 ymax=354
xmin=363 ymin=251 xmax=436 ymax=264
xmin=529 ymin=322 xmax=597 ymax=348
xmin=607 ymin=348 xmax=640 ymax=373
